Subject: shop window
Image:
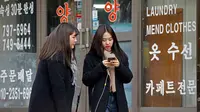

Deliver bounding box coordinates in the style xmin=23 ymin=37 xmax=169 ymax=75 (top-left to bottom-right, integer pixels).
xmin=142 ymin=0 xmax=197 ymax=107
xmin=47 ymin=0 xmax=80 ymax=35
xmin=92 ymin=0 xmax=132 ymax=33
xmin=0 ymin=0 xmax=36 ymax=108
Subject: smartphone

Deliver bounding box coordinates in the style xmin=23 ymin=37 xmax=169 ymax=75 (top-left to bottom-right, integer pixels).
xmin=107 ymin=57 xmax=116 ymax=62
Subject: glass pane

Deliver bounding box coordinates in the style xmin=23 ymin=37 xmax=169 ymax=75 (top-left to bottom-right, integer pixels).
xmin=142 ymin=0 xmax=197 ymax=107
xmin=47 ymin=0 xmax=82 ymax=35
xmin=119 ymin=41 xmax=132 ymax=112
xmin=73 ymin=44 xmax=85 ymax=112
xmin=92 ymin=0 xmax=132 ymax=33
xmin=0 ymin=0 xmax=36 ymax=108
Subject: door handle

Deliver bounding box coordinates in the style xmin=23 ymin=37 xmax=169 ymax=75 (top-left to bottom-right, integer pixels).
xmin=79 ymin=28 xmax=86 ymax=49
xmin=85 ymin=28 xmax=90 ymax=48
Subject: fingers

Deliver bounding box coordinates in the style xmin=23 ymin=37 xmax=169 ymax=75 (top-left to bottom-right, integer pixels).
xmin=110 ymin=58 xmax=118 ymax=63
xmin=103 ymin=60 xmax=112 ymax=67
xmin=103 ymin=59 xmax=120 ymax=68
xmin=111 ymin=62 xmax=119 ymax=66
xmin=110 ymin=60 xmax=120 ymax=67
xmin=103 ymin=60 xmax=110 ymax=63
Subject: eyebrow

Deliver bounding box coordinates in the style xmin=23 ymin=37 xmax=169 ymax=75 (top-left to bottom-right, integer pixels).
xmin=103 ymin=37 xmax=112 ymax=39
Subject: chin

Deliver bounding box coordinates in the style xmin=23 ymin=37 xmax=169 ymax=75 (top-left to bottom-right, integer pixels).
xmin=105 ymin=49 xmax=111 ymax=52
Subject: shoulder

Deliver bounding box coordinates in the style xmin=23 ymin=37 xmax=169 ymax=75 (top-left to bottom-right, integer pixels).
xmin=119 ymin=51 xmax=129 ymax=64
xmin=84 ymin=52 xmax=102 ymax=66
xmin=85 ymin=52 xmax=96 ymax=59
xmin=37 ymin=59 xmax=48 ymax=70
xmin=49 ymin=52 xmax=65 ymax=63
xmin=85 ymin=52 xmax=101 ymax=61
xmin=123 ymin=52 xmax=128 ymax=61
xmin=46 ymin=53 xmax=71 ymax=71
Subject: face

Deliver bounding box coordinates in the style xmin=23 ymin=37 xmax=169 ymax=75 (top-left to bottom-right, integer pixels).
xmin=102 ymin=32 xmax=113 ymax=52
xmin=69 ymin=32 xmax=77 ymax=49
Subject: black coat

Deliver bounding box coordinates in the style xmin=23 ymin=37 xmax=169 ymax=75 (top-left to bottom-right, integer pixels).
xmin=82 ymin=52 xmax=133 ymax=112
xmin=28 ymin=54 xmax=75 ymax=112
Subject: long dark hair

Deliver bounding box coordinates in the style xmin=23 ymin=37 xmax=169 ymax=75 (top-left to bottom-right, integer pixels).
xmin=90 ymin=24 xmax=127 ymax=60
xmin=39 ymin=22 xmax=79 ymax=67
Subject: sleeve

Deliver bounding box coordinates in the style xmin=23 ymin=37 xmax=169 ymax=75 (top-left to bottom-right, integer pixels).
xmin=82 ymin=55 xmax=107 ymax=86
xmin=115 ymin=57 xmax=133 ymax=83
xmin=47 ymin=60 xmax=69 ymax=112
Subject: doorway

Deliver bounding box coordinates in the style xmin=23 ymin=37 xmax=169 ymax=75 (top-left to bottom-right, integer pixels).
xmin=44 ymin=0 xmax=92 ymax=111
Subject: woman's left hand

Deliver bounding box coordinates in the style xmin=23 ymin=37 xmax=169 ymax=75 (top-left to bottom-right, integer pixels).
xmin=110 ymin=58 xmax=120 ymax=67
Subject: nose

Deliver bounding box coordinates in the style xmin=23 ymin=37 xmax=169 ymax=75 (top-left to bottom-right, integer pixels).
xmin=75 ymin=37 xmax=77 ymax=42
xmin=106 ymin=40 xmax=109 ymax=45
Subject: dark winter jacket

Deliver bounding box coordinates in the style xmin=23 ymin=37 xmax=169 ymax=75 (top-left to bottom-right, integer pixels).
xmin=82 ymin=51 xmax=133 ymax=112
xmin=28 ymin=54 xmax=75 ymax=112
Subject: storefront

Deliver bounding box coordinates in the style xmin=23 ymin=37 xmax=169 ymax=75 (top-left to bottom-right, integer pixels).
xmin=140 ymin=0 xmax=197 ymax=112
xmin=0 ymin=0 xmax=198 ymax=112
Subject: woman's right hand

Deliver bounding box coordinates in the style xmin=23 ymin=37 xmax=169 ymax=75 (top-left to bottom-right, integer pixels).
xmin=102 ymin=60 xmax=113 ymax=68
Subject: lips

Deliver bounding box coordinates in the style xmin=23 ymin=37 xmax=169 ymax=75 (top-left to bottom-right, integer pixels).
xmin=105 ymin=46 xmax=110 ymax=48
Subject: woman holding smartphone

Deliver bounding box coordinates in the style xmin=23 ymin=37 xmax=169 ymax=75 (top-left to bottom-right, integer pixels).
xmin=82 ymin=24 xmax=133 ymax=112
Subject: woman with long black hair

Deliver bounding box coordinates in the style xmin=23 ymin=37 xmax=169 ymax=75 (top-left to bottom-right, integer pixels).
xmin=82 ymin=24 xmax=133 ymax=112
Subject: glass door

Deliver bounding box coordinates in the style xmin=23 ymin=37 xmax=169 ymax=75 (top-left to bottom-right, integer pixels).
xmin=46 ymin=0 xmax=92 ymax=112
xmin=87 ymin=0 xmax=134 ymax=112
xmin=0 ymin=0 xmax=91 ymax=112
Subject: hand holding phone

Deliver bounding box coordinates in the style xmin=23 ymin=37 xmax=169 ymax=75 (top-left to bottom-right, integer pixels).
xmin=102 ymin=60 xmax=113 ymax=68
xmin=107 ymin=57 xmax=116 ymax=62
xmin=110 ymin=57 xmax=120 ymax=67
xmin=102 ymin=57 xmax=120 ymax=68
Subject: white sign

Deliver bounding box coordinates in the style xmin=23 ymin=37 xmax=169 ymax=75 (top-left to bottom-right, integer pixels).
xmin=92 ymin=9 xmax=98 ymax=21
xmin=0 ymin=69 xmax=33 ymax=83
xmin=149 ymin=42 xmax=192 ymax=61
xmin=146 ymin=80 xmax=196 ymax=96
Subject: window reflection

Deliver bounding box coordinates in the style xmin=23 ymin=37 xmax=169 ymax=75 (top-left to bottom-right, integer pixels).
xmin=119 ymin=41 xmax=132 ymax=110
xmin=93 ymin=0 xmax=132 ymax=33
